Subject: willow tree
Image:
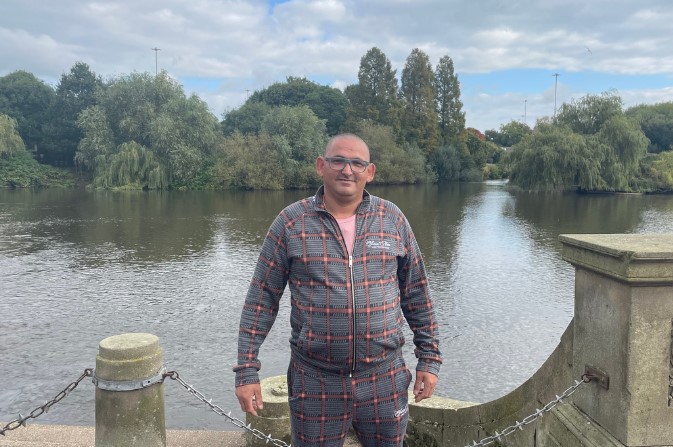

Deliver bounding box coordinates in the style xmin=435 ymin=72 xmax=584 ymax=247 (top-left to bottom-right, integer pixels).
xmin=400 ymin=48 xmax=439 ymax=154
xmin=509 ymin=122 xmax=604 ymax=191
xmin=0 ymin=113 xmax=26 ymax=158
xmin=77 ymin=72 xmax=221 ymax=189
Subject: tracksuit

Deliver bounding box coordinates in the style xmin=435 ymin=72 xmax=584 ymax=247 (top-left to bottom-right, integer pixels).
xmin=234 ymin=186 xmax=442 ymax=446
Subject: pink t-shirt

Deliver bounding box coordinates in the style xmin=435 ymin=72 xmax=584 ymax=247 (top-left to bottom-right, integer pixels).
xmin=335 ymin=215 xmax=356 ymax=255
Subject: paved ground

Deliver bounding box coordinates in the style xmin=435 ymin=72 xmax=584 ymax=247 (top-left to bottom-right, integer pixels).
xmin=0 ymin=424 xmax=361 ymax=446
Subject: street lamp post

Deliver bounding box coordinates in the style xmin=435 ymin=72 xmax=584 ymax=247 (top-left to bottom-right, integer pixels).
xmin=552 ymin=73 xmax=559 ymax=120
xmin=151 ymin=47 xmax=161 ymax=76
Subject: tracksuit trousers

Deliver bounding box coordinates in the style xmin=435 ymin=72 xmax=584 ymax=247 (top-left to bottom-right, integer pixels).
xmin=287 ymin=354 xmax=412 ymax=447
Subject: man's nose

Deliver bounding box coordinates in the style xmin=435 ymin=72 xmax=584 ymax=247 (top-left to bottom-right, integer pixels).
xmin=341 ymin=161 xmax=354 ymax=174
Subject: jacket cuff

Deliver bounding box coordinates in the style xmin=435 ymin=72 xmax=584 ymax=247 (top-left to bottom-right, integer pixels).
xmin=234 ymin=367 xmax=261 ymax=387
xmin=416 ymin=359 xmax=441 ymax=376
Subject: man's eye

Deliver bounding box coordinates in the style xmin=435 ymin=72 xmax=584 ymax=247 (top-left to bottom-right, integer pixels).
xmin=352 ymin=161 xmax=367 ymax=169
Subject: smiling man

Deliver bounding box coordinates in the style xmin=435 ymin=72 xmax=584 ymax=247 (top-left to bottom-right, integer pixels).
xmin=234 ymin=133 xmax=442 ymax=447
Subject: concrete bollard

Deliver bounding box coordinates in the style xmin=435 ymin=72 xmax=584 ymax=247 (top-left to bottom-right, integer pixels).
xmin=94 ymin=333 xmax=166 ymax=447
xmin=245 ymin=376 xmax=292 ymax=447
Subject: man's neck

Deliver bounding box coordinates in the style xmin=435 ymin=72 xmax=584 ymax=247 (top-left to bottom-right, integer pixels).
xmin=323 ymin=194 xmax=361 ymax=219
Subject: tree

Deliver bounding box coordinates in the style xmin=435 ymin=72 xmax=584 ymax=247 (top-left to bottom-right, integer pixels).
xmin=355 ymin=121 xmax=426 ymax=184
xmin=434 ymin=55 xmax=465 ymax=144
xmin=221 ymin=102 xmax=271 ymax=136
xmin=509 ymin=122 xmax=603 ymax=191
xmin=485 ymin=120 xmax=532 ymax=148
xmin=556 ymin=91 xmax=623 ymax=135
xmin=0 ymin=113 xmax=26 ymax=158
xmin=344 ymin=47 xmax=402 ymax=132
xmin=400 ymin=48 xmax=439 ymax=154
xmin=625 ymin=102 xmax=673 ymax=153
xmin=77 ymin=72 xmax=221 ymax=189
xmin=0 ymin=70 xmax=55 ymax=158
xmin=247 ymin=77 xmax=348 ymax=135
xmin=43 ymin=62 xmax=103 ymax=166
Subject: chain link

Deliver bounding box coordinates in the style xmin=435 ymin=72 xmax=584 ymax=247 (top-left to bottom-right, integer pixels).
xmin=464 ymin=374 xmax=592 ymax=447
xmin=163 ymin=371 xmax=291 ymax=447
xmin=0 ymin=368 xmax=93 ymax=436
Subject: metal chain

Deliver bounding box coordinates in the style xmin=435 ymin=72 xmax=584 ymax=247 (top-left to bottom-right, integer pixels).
xmin=0 ymin=368 xmax=93 ymax=436
xmin=163 ymin=371 xmax=291 ymax=447
xmin=464 ymin=373 xmax=593 ymax=447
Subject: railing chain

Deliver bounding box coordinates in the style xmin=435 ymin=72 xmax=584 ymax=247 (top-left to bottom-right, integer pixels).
xmin=464 ymin=373 xmax=594 ymax=446
xmin=0 ymin=368 xmax=93 ymax=436
xmin=163 ymin=371 xmax=291 ymax=447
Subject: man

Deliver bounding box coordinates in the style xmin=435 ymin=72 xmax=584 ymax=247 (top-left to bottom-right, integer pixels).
xmin=234 ymin=133 xmax=441 ymax=447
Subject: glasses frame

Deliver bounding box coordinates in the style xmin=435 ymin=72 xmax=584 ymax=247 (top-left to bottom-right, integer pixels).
xmin=323 ymin=156 xmax=371 ymax=173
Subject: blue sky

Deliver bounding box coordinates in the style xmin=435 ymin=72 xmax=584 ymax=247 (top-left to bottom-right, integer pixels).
xmin=1 ymin=0 xmax=672 ymax=131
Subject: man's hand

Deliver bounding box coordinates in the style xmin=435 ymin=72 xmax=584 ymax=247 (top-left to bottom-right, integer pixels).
xmin=235 ymin=383 xmax=264 ymax=416
xmin=413 ymin=371 xmax=438 ymax=403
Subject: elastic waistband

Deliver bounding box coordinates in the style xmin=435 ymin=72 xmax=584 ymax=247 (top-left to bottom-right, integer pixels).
xmin=290 ymin=351 xmax=405 ymax=379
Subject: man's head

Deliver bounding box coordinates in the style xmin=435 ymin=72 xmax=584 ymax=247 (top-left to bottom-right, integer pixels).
xmin=316 ymin=134 xmax=376 ymax=206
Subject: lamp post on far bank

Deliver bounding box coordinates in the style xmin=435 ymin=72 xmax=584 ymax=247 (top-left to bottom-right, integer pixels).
xmin=152 ymin=47 xmax=161 ymax=76
xmin=552 ymin=73 xmax=559 ymax=120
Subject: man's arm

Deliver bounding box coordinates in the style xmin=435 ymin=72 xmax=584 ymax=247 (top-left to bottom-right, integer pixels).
xmin=397 ymin=215 xmax=442 ymax=400
xmin=233 ymin=213 xmax=290 ymax=412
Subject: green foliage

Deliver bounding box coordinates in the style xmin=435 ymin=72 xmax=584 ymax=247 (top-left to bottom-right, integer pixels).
xmin=42 ymin=62 xmax=104 ymax=166
xmin=0 ymin=150 xmax=75 ymax=188
xmin=0 ymin=70 xmax=55 ymax=156
xmin=260 ymin=105 xmax=327 ymax=162
xmin=355 ymin=121 xmax=427 ymax=184
xmin=0 ymin=113 xmax=26 ymax=158
xmin=344 ymin=47 xmax=402 ymax=132
xmin=485 ymin=120 xmax=532 ymax=148
xmin=509 ymin=122 xmax=604 ymax=191
xmin=211 ymin=132 xmax=288 ymax=190
xmin=400 ymin=48 xmax=439 ymax=154
xmin=434 ymin=55 xmax=465 ymax=144
xmin=77 ymin=72 xmax=221 ymax=189
xmin=221 ymin=102 xmax=271 ymax=136
xmin=248 ymin=77 xmax=348 ymax=135
xmin=428 ymin=144 xmax=462 ymax=182
xmin=642 ymin=151 xmax=673 ymax=190
xmin=625 ymin=102 xmax=673 ymax=153
xmin=94 ymin=141 xmax=167 ymax=189
xmin=556 ymin=91 xmax=623 ymax=135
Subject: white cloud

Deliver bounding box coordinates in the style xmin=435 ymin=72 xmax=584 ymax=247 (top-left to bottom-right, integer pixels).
xmin=0 ymin=0 xmax=672 ymax=131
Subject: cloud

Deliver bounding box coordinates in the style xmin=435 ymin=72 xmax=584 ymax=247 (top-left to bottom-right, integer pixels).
xmin=1 ymin=0 xmax=672 ymax=131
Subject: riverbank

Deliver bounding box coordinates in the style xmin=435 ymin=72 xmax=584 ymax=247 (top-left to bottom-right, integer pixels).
xmin=0 ymin=424 xmax=362 ymax=446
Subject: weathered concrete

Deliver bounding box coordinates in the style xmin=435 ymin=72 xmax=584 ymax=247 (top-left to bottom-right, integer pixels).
xmin=245 ymin=376 xmax=292 ymax=447
xmin=561 ymin=234 xmax=673 ymax=446
xmin=95 ymin=333 xmax=166 ymax=446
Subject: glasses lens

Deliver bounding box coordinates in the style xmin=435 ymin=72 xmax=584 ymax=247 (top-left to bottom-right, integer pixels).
xmin=351 ymin=160 xmax=368 ymax=172
xmin=327 ymin=158 xmax=368 ymax=172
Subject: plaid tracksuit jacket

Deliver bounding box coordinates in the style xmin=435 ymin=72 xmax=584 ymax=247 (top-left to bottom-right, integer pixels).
xmin=234 ymin=186 xmax=442 ymax=386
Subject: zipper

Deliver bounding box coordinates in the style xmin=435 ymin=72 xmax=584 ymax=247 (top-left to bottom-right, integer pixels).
xmin=348 ymin=254 xmax=356 ymax=374
xmin=320 ymin=205 xmax=358 ymax=374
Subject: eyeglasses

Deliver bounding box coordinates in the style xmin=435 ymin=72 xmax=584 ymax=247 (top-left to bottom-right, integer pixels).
xmin=324 ymin=157 xmax=371 ymax=173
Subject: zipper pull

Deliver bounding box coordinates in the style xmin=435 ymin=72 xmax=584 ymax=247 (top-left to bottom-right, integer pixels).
xmin=349 ymin=255 xmax=353 ymax=268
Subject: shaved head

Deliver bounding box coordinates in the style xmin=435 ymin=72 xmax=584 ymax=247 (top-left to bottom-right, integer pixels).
xmin=324 ymin=134 xmax=370 ymax=160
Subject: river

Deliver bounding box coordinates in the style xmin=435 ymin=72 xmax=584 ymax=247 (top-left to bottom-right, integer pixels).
xmin=1 ymin=181 xmax=672 ymax=429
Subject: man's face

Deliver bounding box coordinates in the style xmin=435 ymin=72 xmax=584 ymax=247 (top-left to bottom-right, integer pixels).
xmin=316 ymin=137 xmax=376 ymax=203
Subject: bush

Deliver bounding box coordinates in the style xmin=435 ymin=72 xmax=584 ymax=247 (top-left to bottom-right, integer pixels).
xmin=0 ymin=151 xmax=76 ymax=188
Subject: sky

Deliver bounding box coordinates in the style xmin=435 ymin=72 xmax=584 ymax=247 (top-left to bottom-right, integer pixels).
xmin=2 ymin=0 xmax=673 ymax=132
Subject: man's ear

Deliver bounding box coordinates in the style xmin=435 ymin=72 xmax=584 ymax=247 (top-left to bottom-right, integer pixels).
xmin=316 ymin=156 xmax=326 ymax=177
xmin=366 ymin=163 xmax=376 ymax=183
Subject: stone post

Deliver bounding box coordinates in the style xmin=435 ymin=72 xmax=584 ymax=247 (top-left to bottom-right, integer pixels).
xmin=560 ymin=234 xmax=673 ymax=446
xmin=95 ymin=333 xmax=166 ymax=447
xmin=245 ymin=376 xmax=292 ymax=447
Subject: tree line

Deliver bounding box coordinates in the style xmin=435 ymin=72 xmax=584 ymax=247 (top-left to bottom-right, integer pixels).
xmin=1 ymin=50 xmax=672 ymax=192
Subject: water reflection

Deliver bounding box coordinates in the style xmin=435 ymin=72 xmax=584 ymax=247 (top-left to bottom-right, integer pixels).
xmin=1 ymin=185 xmax=673 ymax=430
